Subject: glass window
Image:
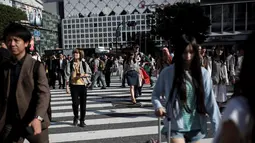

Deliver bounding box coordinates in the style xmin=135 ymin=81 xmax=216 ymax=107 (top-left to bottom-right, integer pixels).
xmin=81 ymin=34 xmax=84 ymax=38
xmin=108 ymin=33 xmax=112 ymax=37
xmin=63 ymin=20 xmax=66 ymax=24
xmin=85 ymin=19 xmax=88 ymax=22
xmin=94 ymin=28 xmax=98 ymax=32
xmin=76 ymin=29 xmax=80 ymax=33
xmin=76 ymin=24 xmax=80 ymax=28
xmin=86 ymin=34 xmax=89 ymax=37
xmin=108 ymin=38 xmax=112 ymax=42
xmin=68 ymin=20 xmax=71 ymax=23
xmin=94 ymin=23 xmax=97 ymax=27
xmin=103 ymin=23 xmax=107 ymax=27
xmin=68 ymin=35 xmax=71 ymax=39
xmin=72 ymin=24 xmax=75 ymax=28
xmin=99 ymin=28 xmax=102 ymax=32
xmin=99 ymin=23 xmax=102 ymax=27
xmin=81 ymin=19 xmax=84 ymax=23
xmin=95 ymin=33 xmax=98 ymax=37
xmin=141 ymin=15 xmax=145 ymax=19
xmin=72 ymin=19 xmax=75 ymax=23
xmin=85 ymin=24 xmax=88 ymax=27
xmin=81 ymin=39 xmax=85 ymax=43
xmin=73 ymin=35 xmax=76 ymax=38
xmin=117 ymin=16 xmax=121 ymax=20
xmin=112 ymin=17 xmax=116 ymax=20
xmin=64 ymin=35 xmax=67 ymax=39
xmin=69 ymin=40 xmax=72 ymax=44
xmin=64 ymin=30 xmax=67 ymax=34
xmin=99 ymin=33 xmax=102 ymax=37
xmin=112 ymin=22 xmax=116 ymax=26
xmin=77 ymin=35 xmax=80 ymax=38
xmin=131 ymin=15 xmax=135 ymax=19
xmin=94 ymin=18 xmax=97 ymax=22
xmin=95 ymin=39 xmax=98 ymax=42
xmin=104 ymin=38 xmax=107 ymax=42
xmin=103 ymin=28 xmax=107 ymax=32
xmin=108 ymin=17 xmax=111 ymax=21
xmin=103 ymin=17 xmax=106 ymax=21
xmin=86 ymin=44 xmax=89 ymax=48
xmin=90 ymin=23 xmax=93 ymax=27
xmin=89 ymin=18 xmax=93 ymax=22
xmin=76 ymin=19 xmax=79 ymax=23
xmin=68 ymin=25 xmax=71 ymax=28
xmin=72 ymin=30 xmax=75 ymax=33
xmin=81 ymin=24 xmax=84 ymax=28
xmin=98 ymin=18 xmax=102 ymax=22
xmin=86 ymin=39 xmax=89 ymax=43
xmin=65 ymin=45 xmax=68 ymax=48
xmin=64 ymin=40 xmax=68 ymax=44
xmin=90 ymin=29 xmax=93 ymax=32
xmin=104 ymin=33 xmax=107 ymax=37
xmin=64 ymin=25 xmax=67 ymax=29
xmin=108 ymin=22 xmax=111 ymax=26
xmin=90 ymin=39 xmax=93 ymax=42
xmin=85 ymin=29 xmax=88 ymax=33
xmin=77 ymin=40 xmax=80 ymax=43
xmin=90 ymin=34 xmax=93 ymax=38
xmin=81 ymin=29 xmax=85 ymax=33
xmin=108 ymin=27 xmax=112 ymax=31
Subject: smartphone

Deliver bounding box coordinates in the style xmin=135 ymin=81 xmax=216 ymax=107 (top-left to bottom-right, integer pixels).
xmin=25 ymin=126 xmax=34 ymax=135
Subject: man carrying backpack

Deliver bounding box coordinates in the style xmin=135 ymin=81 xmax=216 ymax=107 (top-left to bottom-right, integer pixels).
xmin=90 ymin=55 xmax=106 ymax=90
xmin=0 ymin=23 xmax=50 ymax=143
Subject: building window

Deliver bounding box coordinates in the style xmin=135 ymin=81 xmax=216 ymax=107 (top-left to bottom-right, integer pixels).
xmin=76 ymin=19 xmax=79 ymax=23
xmin=72 ymin=30 xmax=75 ymax=33
xmin=99 ymin=28 xmax=102 ymax=32
xmin=81 ymin=24 xmax=84 ymax=28
xmin=85 ymin=29 xmax=88 ymax=33
xmin=81 ymin=29 xmax=85 ymax=33
xmin=77 ymin=35 xmax=80 ymax=38
xmin=94 ymin=23 xmax=97 ymax=27
xmin=85 ymin=24 xmax=88 ymax=27
xmin=76 ymin=24 xmax=80 ymax=28
xmin=90 ymin=34 xmax=93 ymax=38
xmin=64 ymin=30 xmax=67 ymax=34
xmin=72 ymin=19 xmax=75 ymax=23
xmin=86 ymin=39 xmax=89 ymax=43
xmin=99 ymin=23 xmax=102 ymax=27
xmin=64 ymin=25 xmax=67 ymax=29
xmin=72 ymin=25 xmax=75 ymax=28
xmin=81 ymin=34 xmax=84 ymax=38
xmin=77 ymin=40 xmax=80 ymax=43
xmin=69 ymin=40 xmax=72 ymax=44
xmin=99 ymin=33 xmax=102 ymax=37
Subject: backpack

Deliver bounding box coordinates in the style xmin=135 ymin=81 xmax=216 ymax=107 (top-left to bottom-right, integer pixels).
xmin=33 ymin=61 xmax=52 ymax=122
xmin=98 ymin=60 xmax=105 ymax=71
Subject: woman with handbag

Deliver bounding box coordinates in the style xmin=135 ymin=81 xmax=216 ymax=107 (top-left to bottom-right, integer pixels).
xmin=65 ymin=48 xmax=92 ymax=127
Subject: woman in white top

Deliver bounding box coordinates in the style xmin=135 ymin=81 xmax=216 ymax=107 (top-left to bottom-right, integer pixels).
xmin=214 ymin=32 xmax=255 ymax=143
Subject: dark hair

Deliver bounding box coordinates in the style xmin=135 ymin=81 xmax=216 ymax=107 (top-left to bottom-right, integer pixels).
xmin=126 ymin=52 xmax=136 ymax=65
xmin=237 ymin=31 xmax=255 ymax=141
xmin=171 ymin=34 xmax=207 ymax=114
xmin=3 ymin=22 xmax=31 ymax=43
xmin=72 ymin=48 xmax=82 ymax=61
xmin=213 ymin=45 xmax=226 ymax=63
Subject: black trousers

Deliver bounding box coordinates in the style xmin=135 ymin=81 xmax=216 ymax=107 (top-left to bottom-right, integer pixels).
xmin=105 ymin=71 xmax=111 ymax=87
xmin=48 ymin=70 xmax=56 ymax=88
xmin=0 ymin=123 xmax=49 ymax=143
xmin=58 ymin=69 xmax=65 ymax=88
xmin=70 ymin=85 xmax=87 ymax=121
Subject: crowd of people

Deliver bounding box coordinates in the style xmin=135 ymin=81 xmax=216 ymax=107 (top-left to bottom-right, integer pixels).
xmin=0 ymin=22 xmax=254 ymax=143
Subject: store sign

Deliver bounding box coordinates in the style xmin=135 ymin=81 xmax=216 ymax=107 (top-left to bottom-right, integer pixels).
xmin=138 ymin=0 xmax=169 ymax=9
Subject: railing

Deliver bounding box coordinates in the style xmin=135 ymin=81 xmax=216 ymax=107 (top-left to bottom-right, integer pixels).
xmin=201 ymin=1 xmax=255 ymax=34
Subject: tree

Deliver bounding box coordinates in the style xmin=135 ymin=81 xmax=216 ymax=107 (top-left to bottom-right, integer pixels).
xmin=148 ymin=2 xmax=211 ymax=45
xmin=0 ymin=4 xmax=27 ymax=37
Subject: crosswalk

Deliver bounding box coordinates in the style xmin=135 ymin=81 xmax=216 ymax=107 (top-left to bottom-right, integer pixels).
xmin=27 ymin=76 xmax=214 ymax=143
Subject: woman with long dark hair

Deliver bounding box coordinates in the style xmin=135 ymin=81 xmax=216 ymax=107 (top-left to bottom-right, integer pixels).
xmin=214 ymin=32 xmax=255 ymax=143
xmin=211 ymin=46 xmax=229 ymax=110
xmin=152 ymin=35 xmax=220 ymax=143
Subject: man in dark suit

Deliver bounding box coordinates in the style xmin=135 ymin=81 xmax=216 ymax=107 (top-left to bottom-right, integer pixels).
xmin=56 ymin=53 xmax=67 ymax=89
xmin=0 ymin=23 xmax=50 ymax=143
xmin=46 ymin=55 xmax=57 ymax=89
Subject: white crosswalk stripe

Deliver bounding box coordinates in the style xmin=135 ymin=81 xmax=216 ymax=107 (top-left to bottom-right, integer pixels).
xmin=26 ymin=76 xmax=214 ymax=143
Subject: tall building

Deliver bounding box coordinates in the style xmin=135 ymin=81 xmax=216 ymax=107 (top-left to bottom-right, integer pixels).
xmin=62 ymin=0 xmax=200 ymax=50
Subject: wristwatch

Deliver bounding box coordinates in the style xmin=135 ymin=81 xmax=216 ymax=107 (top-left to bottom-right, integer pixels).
xmin=35 ymin=116 xmax=44 ymax=122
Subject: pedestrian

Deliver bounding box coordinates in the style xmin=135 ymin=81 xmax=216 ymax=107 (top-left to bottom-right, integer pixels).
xmin=124 ymin=52 xmax=140 ymax=104
xmin=152 ymin=34 xmax=221 ymax=143
xmin=0 ymin=23 xmax=51 ymax=143
xmin=211 ymin=46 xmax=229 ymax=111
xmin=65 ymin=48 xmax=92 ymax=127
xmin=213 ymin=32 xmax=255 ymax=143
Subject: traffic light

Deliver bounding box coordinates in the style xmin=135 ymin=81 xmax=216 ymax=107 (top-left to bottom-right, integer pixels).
xmin=127 ymin=21 xmax=137 ymax=27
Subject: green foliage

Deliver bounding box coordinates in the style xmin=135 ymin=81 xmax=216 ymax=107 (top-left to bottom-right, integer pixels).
xmin=148 ymin=2 xmax=211 ymax=45
xmin=0 ymin=4 xmax=27 ymax=38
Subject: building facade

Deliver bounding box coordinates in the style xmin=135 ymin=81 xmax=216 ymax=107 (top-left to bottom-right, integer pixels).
xmin=62 ymin=0 xmax=255 ymax=50
xmin=62 ymin=0 xmax=200 ymax=50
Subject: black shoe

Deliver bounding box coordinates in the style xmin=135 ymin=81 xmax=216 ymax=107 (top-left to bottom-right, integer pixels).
xmin=73 ymin=118 xmax=78 ymax=126
xmin=79 ymin=121 xmax=86 ymax=127
xmin=101 ymin=87 xmax=106 ymax=89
